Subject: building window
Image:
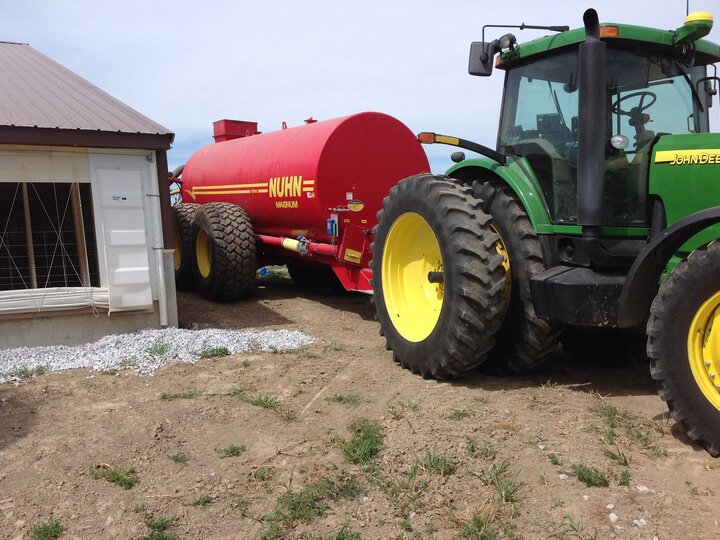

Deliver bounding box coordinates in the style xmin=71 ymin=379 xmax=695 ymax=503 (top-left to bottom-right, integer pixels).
xmin=0 ymin=182 xmax=99 ymax=291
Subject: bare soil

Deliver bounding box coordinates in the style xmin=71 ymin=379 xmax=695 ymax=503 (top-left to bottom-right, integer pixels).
xmin=1 ymin=276 xmax=719 ymax=539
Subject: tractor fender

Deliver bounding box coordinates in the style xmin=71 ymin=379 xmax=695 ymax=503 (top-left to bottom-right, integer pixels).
xmin=617 ymin=206 xmax=720 ymax=328
xmin=446 ymin=157 xmax=554 ymax=233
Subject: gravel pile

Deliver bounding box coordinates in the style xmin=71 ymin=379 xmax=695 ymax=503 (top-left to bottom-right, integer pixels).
xmin=0 ymin=327 xmax=315 ymax=383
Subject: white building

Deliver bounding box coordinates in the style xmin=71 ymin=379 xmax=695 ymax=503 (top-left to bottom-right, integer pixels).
xmin=0 ymin=41 xmax=177 ymax=348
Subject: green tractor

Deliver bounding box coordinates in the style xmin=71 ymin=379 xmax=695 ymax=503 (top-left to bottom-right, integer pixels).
xmin=372 ymin=9 xmax=720 ymax=456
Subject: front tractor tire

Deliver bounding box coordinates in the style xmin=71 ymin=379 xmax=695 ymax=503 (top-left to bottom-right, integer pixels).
xmin=191 ymin=202 xmax=257 ymax=302
xmin=473 ymin=180 xmax=562 ymax=372
xmin=647 ymin=240 xmax=720 ymax=457
xmin=372 ymin=175 xmax=506 ymax=378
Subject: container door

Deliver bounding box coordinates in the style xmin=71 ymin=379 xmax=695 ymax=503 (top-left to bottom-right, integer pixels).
xmin=89 ymin=154 xmax=153 ymax=312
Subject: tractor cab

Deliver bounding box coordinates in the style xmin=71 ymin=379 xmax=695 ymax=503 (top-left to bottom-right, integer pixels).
xmin=497 ymin=46 xmax=712 ymax=226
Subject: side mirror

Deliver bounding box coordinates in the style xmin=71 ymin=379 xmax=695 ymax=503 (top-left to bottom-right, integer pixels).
xmin=469 ymin=41 xmax=500 ymax=76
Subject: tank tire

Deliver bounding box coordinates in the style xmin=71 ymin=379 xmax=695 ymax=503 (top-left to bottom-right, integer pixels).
xmin=473 ymin=180 xmax=562 ymax=372
xmin=191 ymin=202 xmax=257 ymax=301
xmin=172 ymin=203 xmax=200 ymax=292
xmin=647 ymin=240 xmax=720 ymax=457
xmin=371 ymin=174 xmax=506 ymax=379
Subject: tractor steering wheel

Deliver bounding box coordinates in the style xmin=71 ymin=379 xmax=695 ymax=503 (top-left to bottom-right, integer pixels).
xmin=611 ymin=91 xmax=657 ymax=116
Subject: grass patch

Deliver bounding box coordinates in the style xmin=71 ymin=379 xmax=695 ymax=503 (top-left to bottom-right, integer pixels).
xmin=323 ymin=343 xmax=347 ymax=353
xmin=119 ymin=356 xmax=139 ymax=368
xmin=262 ymin=472 xmax=362 ymax=538
xmin=145 ymin=339 xmax=168 ymax=357
xmin=191 ymin=494 xmax=213 ymax=507
xmin=371 ymin=464 xmax=427 ymax=520
xmin=477 ymin=460 xmax=524 ymax=503
xmin=619 ymin=468 xmax=631 ymax=486
xmin=420 ymin=448 xmax=455 ymax=475
xmin=467 ymin=437 xmax=497 ymax=460
xmin=548 ymin=453 xmax=562 ymax=466
xmin=449 ymin=408 xmax=473 ymax=420
xmin=253 ymin=467 xmax=276 ymax=483
xmin=7 ymin=365 xmax=48 ymax=380
xmin=340 ymin=418 xmax=383 ymax=464
xmin=549 ymin=515 xmax=598 ymax=540
xmin=456 ymin=512 xmax=500 ymax=540
xmin=247 ymin=393 xmax=281 ymax=409
xmin=144 ymin=515 xmax=176 ymax=532
xmin=159 ymin=389 xmax=202 ymax=401
xmin=326 ymin=394 xmax=360 ymax=406
xmin=198 ymin=345 xmax=230 ymax=358
xmin=571 ymin=463 xmax=609 ymax=488
xmin=305 ymin=523 xmax=362 ymax=540
xmin=91 ymin=464 xmax=138 ymax=489
xmin=603 ymin=445 xmax=630 ymax=466
xmin=216 ymin=444 xmax=246 ymax=457
xmin=168 ymin=453 xmax=190 ymax=464
xmin=32 ymin=519 xmax=62 ymax=540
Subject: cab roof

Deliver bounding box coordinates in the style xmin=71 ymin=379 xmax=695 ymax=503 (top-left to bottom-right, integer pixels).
xmin=497 ymin=22 xmax=720 ymax=69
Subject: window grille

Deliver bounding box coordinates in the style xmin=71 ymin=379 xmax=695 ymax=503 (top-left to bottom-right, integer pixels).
xmin=0 ymin=182 xmax=99 ymax=291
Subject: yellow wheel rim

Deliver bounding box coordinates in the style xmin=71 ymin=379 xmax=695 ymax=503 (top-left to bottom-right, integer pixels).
xmin=493 ymin=226 xmax=511 ymax=309
xmin=196 ymin=229 xmax=212 ymax=279
xmin=381 ymin=212 xmax=443 ymax=342
xmin=687 ymin=290 xmax=720 ymax=411
xmin=173 ymin=228 xmax=182 ymax=271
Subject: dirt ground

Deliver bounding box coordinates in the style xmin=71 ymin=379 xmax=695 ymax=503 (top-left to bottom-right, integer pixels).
xmin=1 ymin=274 xmax=719 ymax=540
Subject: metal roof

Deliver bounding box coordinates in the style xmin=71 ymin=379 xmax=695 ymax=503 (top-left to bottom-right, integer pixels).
xmin=0 ymin=41 xmax=172 ymax=136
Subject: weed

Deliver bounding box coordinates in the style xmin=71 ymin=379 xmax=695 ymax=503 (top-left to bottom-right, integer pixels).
xmin=191 ymin=494 xmax=213 ymax=507
xmin=340 ymin=418 xmax=383 ymax=464
xmin=278 ymin=407 xmax=298 ymax=422
xmin=242 ymin=359 xmax=251 ymax=367
xmin=231 ymin=496 xmax=251 ymax=515
xmin=420 ymin=448 xmax=455 ymax=475
xmin=478 ymin=461 xmax=524 ymax=503
xmin=119 ymin=356 xmax=138 ymax=368
xmin=144 ymin=515 xmax=176 ymax=531
xmin=91 ymin=464 xmax=138 ymax=489
xmin=302 ymin=351 xmax=320 ymax=360
xmin=247 ymin=393 xmax=280 ymax=409
xmin=401 ymin=400 xmax=420 ymax=411
xmin=449 ymin=408 xmax=473 ymax=420
xmin=134 ymin=503 xmax=147 ymax=513
xmin=571 ymin=464 xmax=609 ymax=488
xmin=102 ymin=368 xmax=119 ymax=376
xmin=324 ymin=343 xmax=347 ymax=353
xmin=466 ymin=437 xmax=497 ymax=460
xmin=540 ymin=378 xmax=559 ymax=388
xmin=247 ymin=338 xmax=263 ymax=352
xmin=371 ymin=464 xmax=427 ymax=519
xmin=9 ymin=365 xmax=48 ymax=380
xmin=456 ymin=512 xmax=500 ymax=540
xmin=326 ymin=394 xmax=361 ymax=406
xmin=168 ymin=453 xmax=190 ymax=464
xmin=473 ymin=395 xmax=490 ymax=404
xmin=198 ymin=345 xmax=230 ymax=358
xmin=539 ymin=473 xmax=549 ymax=485
xmin=686 ymin=480 xmax=714 ymax=496
xmin=31 ymin=519 xmax=62 ymax=540
xmin=305 ymin=523 xmax=363 ymax=540
xmin=146 ymin=339 xmax=168 ymax=358
xmin=549 ymin=515 xmax=598 ymax=540
xmin=253 ymin=467 xmax=276 ymax=483
xmin=619 ymin=468 xmax=631 ymax=486
xmin=548 ymin=453 xmax=562 ymax=466
xmin=216 ymin=444 xmax=246 ymax=457
xmin=262 ymin=472 xmax=362 ymax=538
xmin=551 ymin=498 xmax=565 ymax=509
xmin=603 ymin=445 xmax=630 ymax=466
xmin=159 ymin=389 xmax=202 ymax=401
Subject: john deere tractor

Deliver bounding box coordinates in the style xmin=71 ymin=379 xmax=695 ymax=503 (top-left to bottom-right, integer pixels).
xmin=372 ymin=9 xmax=720 ymax=455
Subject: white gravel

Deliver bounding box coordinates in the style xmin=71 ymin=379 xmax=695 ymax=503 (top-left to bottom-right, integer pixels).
xmin=0 ymin=327 xmax=315 ymax=383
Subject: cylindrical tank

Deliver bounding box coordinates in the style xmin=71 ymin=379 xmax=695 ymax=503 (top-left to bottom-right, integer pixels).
xmin=181 ymin=112 xmax=430 ymax=243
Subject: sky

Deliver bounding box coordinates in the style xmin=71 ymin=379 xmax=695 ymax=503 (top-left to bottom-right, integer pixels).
xmin=2 ymin=0 xmax=719 ymax=173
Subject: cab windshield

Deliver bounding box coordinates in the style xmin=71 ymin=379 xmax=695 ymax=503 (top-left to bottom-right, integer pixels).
xmin=498 ymin=48 xmax=709 ymax=225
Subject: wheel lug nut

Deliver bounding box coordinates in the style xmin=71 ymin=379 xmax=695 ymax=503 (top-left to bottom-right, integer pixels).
xmin=712 ymin=373 xmax=717 ymax=379
xmin=706 ymin=361 xmax=712 ymax=367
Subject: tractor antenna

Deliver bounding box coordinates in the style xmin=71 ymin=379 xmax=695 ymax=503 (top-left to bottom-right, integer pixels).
xmin=480 ymin=22 xmax=569 ymax=46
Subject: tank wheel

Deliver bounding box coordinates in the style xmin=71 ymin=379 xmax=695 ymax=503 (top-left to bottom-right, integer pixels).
xmin=473 ymin=180 xmax=562 ymax=372
xmin=191 ymin=202 xmax=257 ymax=301
xmin=371 ymin=174 xmax=506 ymax=378
xmin=172 ymin=203 xmax=200 ymax=292
xmin=647 ymin=240 xmax=720 ymax=457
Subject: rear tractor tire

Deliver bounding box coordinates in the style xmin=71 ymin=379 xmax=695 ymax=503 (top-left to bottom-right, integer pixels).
xmin=647 ymin=240 xmax=720 ymax=457
xmin=191 ymin=202 xmax=257 ymax=302
xmin=473 ymin=180 xmax=562 ymax=372
xmin=372 ymin=175 xmax=507 ymax=378
xmin=173 ymin=203 xmax=200 ymax=292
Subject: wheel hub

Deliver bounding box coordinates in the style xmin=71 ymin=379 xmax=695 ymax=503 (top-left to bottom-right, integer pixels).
xmin=381 ymin=212 xmax=443 ymax=342
xmin=687 ymin=290 xmax=720 ymax=411
xmin=196 ymin=230 xmax=212 ymax=279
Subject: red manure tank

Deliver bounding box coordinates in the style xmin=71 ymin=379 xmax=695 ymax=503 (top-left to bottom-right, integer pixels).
xmin=174 ymin=112 xmax=430 ymax=300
